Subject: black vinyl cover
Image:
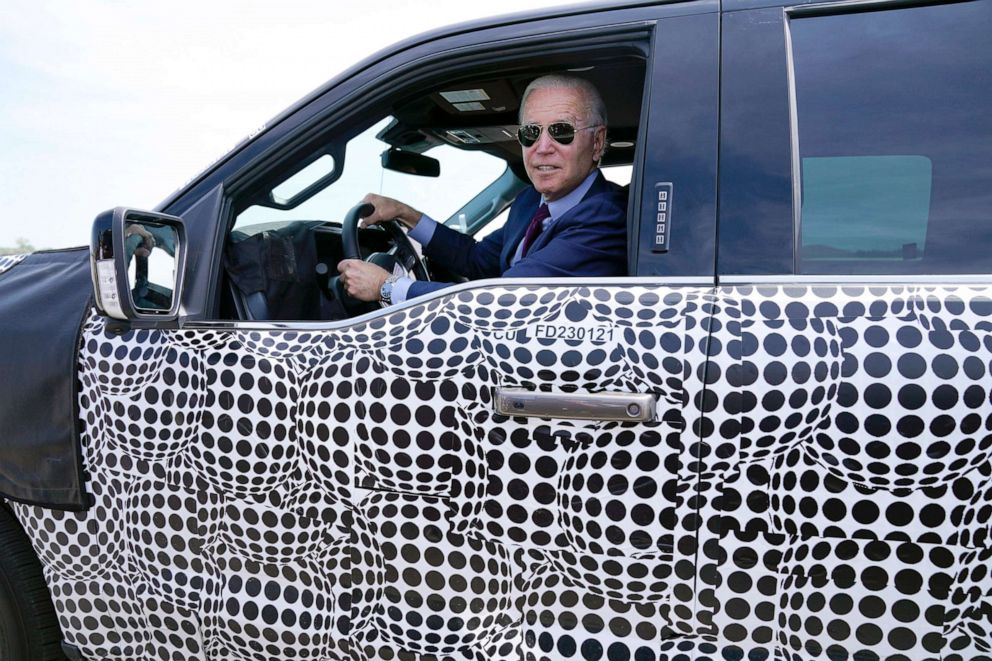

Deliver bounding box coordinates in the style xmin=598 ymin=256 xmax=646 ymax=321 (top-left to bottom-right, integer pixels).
xmin=226 ymin=221 xmax=323 ymax=320
xmin=0 ymin=248 xmax=90 ymax=510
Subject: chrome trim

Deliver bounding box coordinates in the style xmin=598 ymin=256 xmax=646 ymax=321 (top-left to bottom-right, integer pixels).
xmin=494 ymin=388 xmax=657 ymax=422
xmin=783 ymin=8 xmax=802 ymax=275
xmin=183 ymin=276 xmax=715 ymax=331
xmin=719 ymin=274 xmax=992 ymax=285
xmin=784 ymin=0 xmax=946 ymax=18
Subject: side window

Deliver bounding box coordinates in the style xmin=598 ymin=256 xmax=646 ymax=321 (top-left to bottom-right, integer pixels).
xmin=791 ymin=0 xmax=992 ymax=275
xmin=602 ymin=164 xmax=633 ymax=188
xmin=218 ymin=53 xmax=652 ymax=321
xmin=800 ymin=156 xmax=931 ymax=265
xmin=234 ymin=117 xmax=508 ymax=233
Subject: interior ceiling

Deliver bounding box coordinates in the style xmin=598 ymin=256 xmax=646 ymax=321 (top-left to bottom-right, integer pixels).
xmin=384 ymin=57 xmax=646 ymax=171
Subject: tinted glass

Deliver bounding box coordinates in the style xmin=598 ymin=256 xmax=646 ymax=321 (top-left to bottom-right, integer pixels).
xmin=792 ymin=0 xmax=992 ymax=275
xmin=801 ymin=155 xmax=931 ymax=263
xmin=235 ymin=117 xmax=507 ymax=234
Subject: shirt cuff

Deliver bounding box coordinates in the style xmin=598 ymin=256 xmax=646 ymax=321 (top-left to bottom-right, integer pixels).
xmin=408 ymin=213 xmax=438 ymax=245
xmin=390 ymin=276 xmax=415 ymax=304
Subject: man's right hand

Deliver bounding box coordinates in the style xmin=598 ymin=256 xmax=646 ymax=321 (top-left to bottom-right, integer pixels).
xmin=360 ymin=193 xmax=421 ymax=230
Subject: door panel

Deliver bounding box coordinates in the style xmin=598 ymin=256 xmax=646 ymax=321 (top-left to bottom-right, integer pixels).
xmin=15 ymin=283 xmax=715 ymax=659
xmin=697 ymin=283 xmax=992 ymax=659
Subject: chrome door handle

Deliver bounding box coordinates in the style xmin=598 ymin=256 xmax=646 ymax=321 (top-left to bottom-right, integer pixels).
xmin=494 ymin=388 xmax=656 ymax=422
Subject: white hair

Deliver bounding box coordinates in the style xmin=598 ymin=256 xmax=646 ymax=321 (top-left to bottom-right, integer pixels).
xmin=519 ymin=74 xmax=608 ymax=127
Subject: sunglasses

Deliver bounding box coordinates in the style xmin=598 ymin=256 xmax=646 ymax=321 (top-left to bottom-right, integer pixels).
xmin=516 ymin=122 xmax=600 ymax=147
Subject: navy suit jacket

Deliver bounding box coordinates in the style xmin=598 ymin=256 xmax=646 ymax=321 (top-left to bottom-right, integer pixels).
xmin=408 ymin=171 xmax=627 ymax=298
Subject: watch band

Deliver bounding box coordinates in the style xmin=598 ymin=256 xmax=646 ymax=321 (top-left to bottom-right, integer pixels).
xmin=379 ymin=275 xmax=400 ymax=305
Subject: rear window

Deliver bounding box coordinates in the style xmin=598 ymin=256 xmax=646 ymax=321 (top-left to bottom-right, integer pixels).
xmin=791 ymin=0 xmax=992 ymax=275
xmin=801 ymin=155 xmax=931 ymax=264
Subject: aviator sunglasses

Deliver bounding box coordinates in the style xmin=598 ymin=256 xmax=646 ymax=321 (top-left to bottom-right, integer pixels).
xmin=517 ymin=122 xmax=600 ymax=147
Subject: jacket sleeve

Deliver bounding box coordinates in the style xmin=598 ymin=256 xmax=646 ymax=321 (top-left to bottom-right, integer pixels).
xmin=420 ymin=222 xmax=506 ymax=280
xmin=405 ymin=225 xmax=506 ymax=299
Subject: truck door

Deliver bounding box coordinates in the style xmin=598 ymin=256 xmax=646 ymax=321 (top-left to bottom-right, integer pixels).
xmin=17 ymin=4 xmax=722 ymax=660
xmin=704 ymin=0 xmax=992 ymax=659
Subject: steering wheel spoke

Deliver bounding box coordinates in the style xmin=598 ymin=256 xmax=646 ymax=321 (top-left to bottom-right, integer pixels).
xmin=392 ymin=248 xmax=419 ymax=274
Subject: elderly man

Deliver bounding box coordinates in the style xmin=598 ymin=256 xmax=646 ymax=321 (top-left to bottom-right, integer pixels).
xmin=337 ymin=74 xmax=627 ymax=305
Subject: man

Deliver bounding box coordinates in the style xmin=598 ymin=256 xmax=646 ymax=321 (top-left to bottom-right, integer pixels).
xmin=337 ymin=74 xmax=627 ymax=305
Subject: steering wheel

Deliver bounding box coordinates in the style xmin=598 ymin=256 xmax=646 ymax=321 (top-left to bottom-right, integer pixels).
xmin=331 ymin=202 xmax=431 ymax=311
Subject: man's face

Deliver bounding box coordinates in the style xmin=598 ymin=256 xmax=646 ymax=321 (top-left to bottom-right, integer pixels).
xmin=520 ymin=86 xmax=606 ymax=202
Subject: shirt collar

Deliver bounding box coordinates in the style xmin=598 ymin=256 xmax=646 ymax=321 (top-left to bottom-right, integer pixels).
xmin=544 ymin=169 xmax=600 ymax=221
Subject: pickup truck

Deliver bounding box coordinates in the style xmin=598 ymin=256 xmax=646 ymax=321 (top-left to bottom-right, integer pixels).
xmin=0 ymin=0 xmax=990 ymax=659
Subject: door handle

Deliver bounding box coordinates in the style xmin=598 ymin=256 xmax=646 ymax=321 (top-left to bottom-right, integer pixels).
xmin=494 ymin=388 xmax=656 ymax=422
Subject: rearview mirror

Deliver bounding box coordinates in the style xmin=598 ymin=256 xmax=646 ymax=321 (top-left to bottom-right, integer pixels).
xmin=90 ymin=207 xmax=186 ymax=323
xmin=381 ymin=148 xmax=440 ymax=177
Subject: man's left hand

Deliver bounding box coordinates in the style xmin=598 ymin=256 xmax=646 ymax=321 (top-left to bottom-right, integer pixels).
xmin=337 ymin=259 xmax=391 ymax=302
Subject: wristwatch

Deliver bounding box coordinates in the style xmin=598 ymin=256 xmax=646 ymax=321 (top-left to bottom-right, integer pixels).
xmin=379 ymin=275 xmax=400 ymax=306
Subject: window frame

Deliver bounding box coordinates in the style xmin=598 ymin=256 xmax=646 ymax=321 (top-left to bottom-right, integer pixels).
xmin=717 ymin=0 xmax=992 ymax=282
xmin=221 ymin=47 xmax=656 ymax=322
xmin=217 ymin=40 xmax=653 ymax=323
xmin=154 ymin=2 xmax=722 ymax=324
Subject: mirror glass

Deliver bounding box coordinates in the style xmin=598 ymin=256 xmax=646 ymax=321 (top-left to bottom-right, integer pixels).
xmin=125 ymin=220 xmax=178 ymax=312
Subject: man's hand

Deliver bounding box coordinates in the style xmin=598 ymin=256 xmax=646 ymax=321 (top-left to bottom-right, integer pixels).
xmin=125 ymin=224 xmax=156 ymax=258
xmin=360 ymin=193 xmax=421 ymax=230
xmin=337 ymin=259 xmax=391 ymax=302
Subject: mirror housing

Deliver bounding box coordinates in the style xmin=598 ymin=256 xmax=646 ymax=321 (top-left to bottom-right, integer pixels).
xmin=381 ymin=148 xmax=440 ymax=177
xmin=90 ymin=207 xmax=187 ymax=323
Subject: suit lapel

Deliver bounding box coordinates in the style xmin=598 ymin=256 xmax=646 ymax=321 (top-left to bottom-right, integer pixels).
xmin=502 ymin=173 xmax=608 ymax=266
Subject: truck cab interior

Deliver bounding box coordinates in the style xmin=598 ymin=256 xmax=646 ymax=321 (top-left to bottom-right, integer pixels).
xmin=218 ymin=53 xmax=647 ymax=321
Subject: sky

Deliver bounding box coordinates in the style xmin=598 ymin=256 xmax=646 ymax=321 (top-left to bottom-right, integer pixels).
xmin=0 ymin=0 xmax=583 ymax=250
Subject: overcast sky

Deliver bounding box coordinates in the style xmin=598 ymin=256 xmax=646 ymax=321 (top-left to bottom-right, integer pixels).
xmin=0 ymin=0 xmax=582 ymax=250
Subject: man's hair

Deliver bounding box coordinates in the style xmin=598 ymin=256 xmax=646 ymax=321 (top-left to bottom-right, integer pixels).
xmin=518 ymin=74 xmax=608 ymax=127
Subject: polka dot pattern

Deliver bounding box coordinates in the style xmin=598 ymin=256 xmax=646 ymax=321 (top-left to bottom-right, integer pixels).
xmin=48 ymin=569 xmax=152 ymax=658
xmin=7 ymin=282 xmax=991 ymax=659
xmin=123 ymin=478 xmax=222 ymax=611
xmin=777 ymin=538 xmax=951 ymax=659
xmin=357 ymin=492 xmax=517 ymax=655
xmin=218 ymin=487 xmax=336 ymax=564
xmin=188 ymin=343 xmax=300 ymax=496
xmin=17 ymin=478 xmax=126 ymax=582
xmin=695 ymin=285 xmax=992 ymax=658
xmin=0 ymin=253 xmax=26 ymax=275
xmin=202 ymin=543 xmax=340 ymax=660
xmin=518 ymin=564 xmax=667 ymax=660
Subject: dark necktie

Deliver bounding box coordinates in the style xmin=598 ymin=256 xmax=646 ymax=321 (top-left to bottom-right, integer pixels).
xmin=519 ymin=203 xmax=551 ymax=256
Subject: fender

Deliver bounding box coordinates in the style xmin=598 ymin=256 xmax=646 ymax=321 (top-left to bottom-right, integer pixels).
xmin=0 ymin=248 xmax=91 ymax=510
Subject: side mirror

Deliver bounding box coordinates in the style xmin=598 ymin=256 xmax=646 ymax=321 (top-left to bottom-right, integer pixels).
xmin=90 ymin=207 xmax=187 ymax=322
xmin=381 ymin=148 xmax=440 ymax=177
